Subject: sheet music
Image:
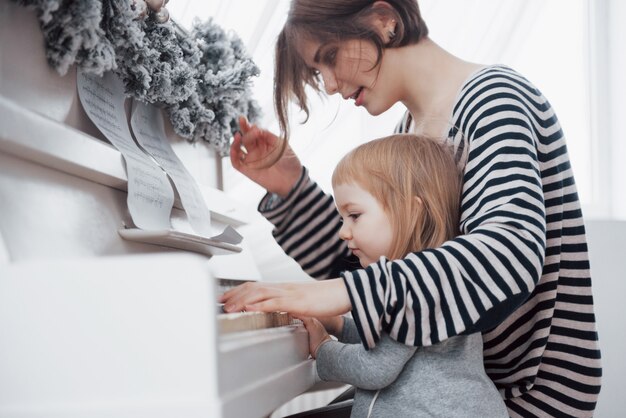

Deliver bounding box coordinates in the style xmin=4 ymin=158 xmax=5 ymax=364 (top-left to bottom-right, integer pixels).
xmin=130 ymin=100 xmax=242 ymax=244
xmin=130 ymin=100 xmax=214 ymax=236
xmin=77 ymin=70 xmax=174 ymax=230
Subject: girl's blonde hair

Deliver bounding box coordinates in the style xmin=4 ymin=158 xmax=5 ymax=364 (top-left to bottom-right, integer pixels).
xmin=332 ymin=134 xmax=461 ymax=259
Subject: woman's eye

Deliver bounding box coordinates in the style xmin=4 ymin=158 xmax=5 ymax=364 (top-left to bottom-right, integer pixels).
xmin=324 ymin=48 xmax=338 ymax=65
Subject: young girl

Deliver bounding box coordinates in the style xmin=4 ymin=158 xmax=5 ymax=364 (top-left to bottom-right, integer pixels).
xmin=221 ymin=1 xmax=602 ymax=415
xmin=300 ymin=134 xmax=508 ymax=417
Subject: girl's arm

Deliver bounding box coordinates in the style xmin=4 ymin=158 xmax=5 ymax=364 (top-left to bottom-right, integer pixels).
xmin=316 ymin=333 xmax=416 ymax=390
xmin=337 ymin=316 xmax=361 ymax=344
xmin=302 ymin=317 xmax=416 ymax=390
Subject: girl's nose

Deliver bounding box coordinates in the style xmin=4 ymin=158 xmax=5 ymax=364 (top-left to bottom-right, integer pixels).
xmin=338 ymin=222 xmax=351 ymax=241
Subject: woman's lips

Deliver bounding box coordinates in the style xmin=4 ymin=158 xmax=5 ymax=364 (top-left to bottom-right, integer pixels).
xmin=347 ymin=87 xmax=364 ymax=106
xmin=354 ymin=88 xmax=364 ymax=106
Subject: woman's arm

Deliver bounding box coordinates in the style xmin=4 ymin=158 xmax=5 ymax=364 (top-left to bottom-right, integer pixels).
xmin=222 ymin=72 xmax=546 ymax=350
xmin=230 ymin=116 xmax=303 ymax=198
xmin=258 ymin=167 xmax=359 ymax=279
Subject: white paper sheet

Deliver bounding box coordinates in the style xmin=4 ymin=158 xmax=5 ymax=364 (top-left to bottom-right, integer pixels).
xmin=130 ymin=100 xmax=242 ymax=245
xmin=130 ymin=100 xmax=214 ymax=236
xmin=77 ymin=70 xmax=174 ymax=230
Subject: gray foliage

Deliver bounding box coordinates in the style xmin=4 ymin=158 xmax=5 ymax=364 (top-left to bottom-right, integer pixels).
xmin=12 ymin=0 xmax=261 ymax=156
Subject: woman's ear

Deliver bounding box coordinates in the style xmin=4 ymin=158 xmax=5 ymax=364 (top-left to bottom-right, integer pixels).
xmin=370 ymin=1 xmax=398 ymax=43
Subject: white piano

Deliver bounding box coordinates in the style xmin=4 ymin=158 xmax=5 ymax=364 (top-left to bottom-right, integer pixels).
xmin=0 ymin=2 xmax=320 ymax=417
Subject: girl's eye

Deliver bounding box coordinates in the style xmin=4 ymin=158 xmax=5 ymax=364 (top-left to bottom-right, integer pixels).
xmin=348 ymin=213 xmax=360 ymax=220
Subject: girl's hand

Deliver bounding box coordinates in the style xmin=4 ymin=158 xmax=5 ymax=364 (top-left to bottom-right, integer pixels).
xmin=218 ymin=279 xmax=352 ymax=318
xmin=230 ymin=116 xmax=303 ymax=197
xmin=317 ymin=315 xmax=344 ymax=338
xmin=299 ymin=317 xmax=332 ymax=359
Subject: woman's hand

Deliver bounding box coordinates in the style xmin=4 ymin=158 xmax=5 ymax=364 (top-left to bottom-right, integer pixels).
xmin=230 ymin=116 xmax=303 ymax=197
xmin=218 ymin=279 xmax=352 ymax=318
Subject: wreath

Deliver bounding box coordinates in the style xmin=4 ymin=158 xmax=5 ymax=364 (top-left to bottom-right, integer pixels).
xmin=12 ymin=0 xmax=261 ymax=156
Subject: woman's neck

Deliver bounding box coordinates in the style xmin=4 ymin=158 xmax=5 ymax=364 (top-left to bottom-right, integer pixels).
xmin=386 ymin=38 xmax=484 ymax=135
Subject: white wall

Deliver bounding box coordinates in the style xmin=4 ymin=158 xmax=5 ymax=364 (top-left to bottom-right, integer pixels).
xmin=584 ymin=10 xmax=626 ymax=414
xmin=606 ymin=0 xmax=626 ymax=218
xmin=585 ymin=220 xmax=626 ymax=417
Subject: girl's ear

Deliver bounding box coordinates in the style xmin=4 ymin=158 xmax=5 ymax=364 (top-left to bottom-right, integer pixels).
xmin=411 ymin=196 xmax=425 ymax=225
xmin=404 ymin=195 xmax=426 ymax=254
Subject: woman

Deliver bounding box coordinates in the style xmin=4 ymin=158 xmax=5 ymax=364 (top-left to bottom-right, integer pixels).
xmin=220 ymin=1 xmax=602 ymax=416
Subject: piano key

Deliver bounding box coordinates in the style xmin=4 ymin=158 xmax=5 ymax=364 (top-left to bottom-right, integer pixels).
xmin=218 ymin=311 xmax=300 ymax=334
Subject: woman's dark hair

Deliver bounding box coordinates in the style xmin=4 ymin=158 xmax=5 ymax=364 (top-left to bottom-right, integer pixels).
xmin=274 ymin=0 xmax=428 ymax=152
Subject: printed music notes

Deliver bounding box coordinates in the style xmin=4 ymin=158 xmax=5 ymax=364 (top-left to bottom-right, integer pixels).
xmin=130 ymin=99 xmax=214 ymax=237
xmin=77 ymin=70 xmax=174 ymax=230
xmin=77 ymin=70 xmax=242 ymax=253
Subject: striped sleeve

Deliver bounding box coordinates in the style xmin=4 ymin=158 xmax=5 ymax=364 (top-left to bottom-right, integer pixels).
xmin=258 ymin=168 xmax=359 ymax=278
xmin=342 ymin=79 xmax=547 ymax=349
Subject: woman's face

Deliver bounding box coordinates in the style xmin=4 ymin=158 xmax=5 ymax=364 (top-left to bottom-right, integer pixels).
xmin=299 ymin=37 xmax=399 ymax=116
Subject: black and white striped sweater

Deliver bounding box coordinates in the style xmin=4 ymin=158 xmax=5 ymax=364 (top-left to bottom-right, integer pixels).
xmin=259 ymin=65 xmax=601 ymax=417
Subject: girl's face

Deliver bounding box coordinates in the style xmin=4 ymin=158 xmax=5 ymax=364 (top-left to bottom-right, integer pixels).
xmin=300 ymin=37 xmax=400 ymax=116
xmin=334 ymin=182 xmax=394 ymax=267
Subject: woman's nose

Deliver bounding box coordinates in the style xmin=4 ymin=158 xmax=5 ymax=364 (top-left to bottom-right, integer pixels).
xmin=320 ymin=69 xmax=339 ymax=95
